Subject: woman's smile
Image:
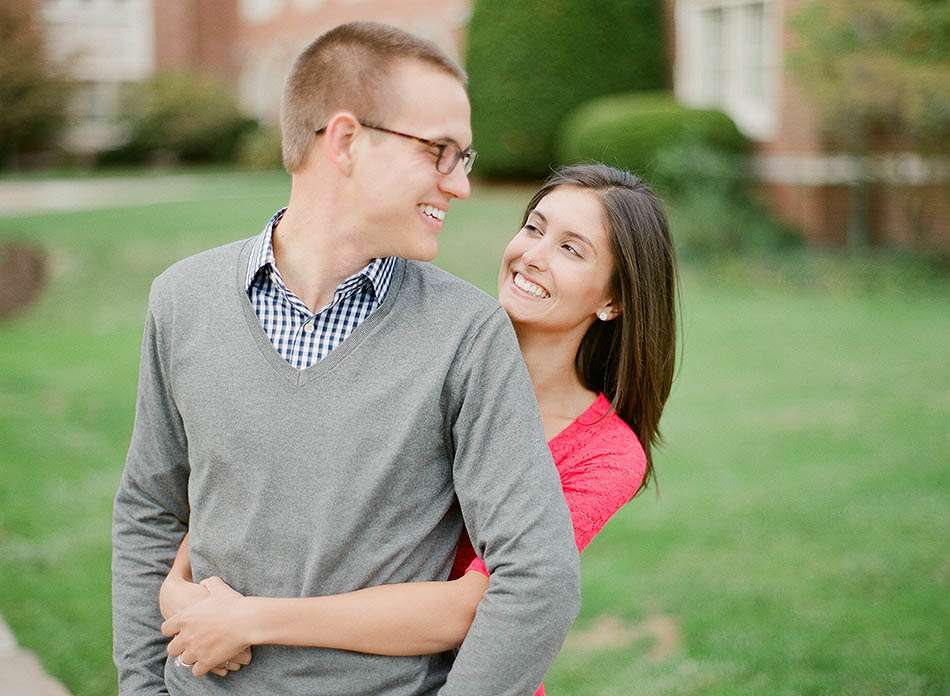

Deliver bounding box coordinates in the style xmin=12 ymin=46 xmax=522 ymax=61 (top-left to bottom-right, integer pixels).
xmin=511 ymin=271 xmax=551 ymax=299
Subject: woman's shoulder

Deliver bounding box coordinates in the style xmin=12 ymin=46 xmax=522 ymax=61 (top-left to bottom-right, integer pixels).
xmin=556 ymin=394 xmax=645 ymax=458
xmin=552 ymin=394 xmax=647 ymax=490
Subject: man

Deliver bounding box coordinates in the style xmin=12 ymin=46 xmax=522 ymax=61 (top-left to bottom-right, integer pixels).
xmin=112 ymin=21 xmax=579 ymax=696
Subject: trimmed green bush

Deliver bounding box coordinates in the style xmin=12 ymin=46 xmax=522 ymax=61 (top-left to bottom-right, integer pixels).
xmin=0 ymin=2 xmax=73 ymax=166
xmin=557 ymin=91 xmax=749 ymax=178
xmin=556 ymin=92 xmax=787 ymax=259
xmin=466 ymin=0 xmax=666 ymax=179
xmin=108 ymin=72 xmax=254 ymax=164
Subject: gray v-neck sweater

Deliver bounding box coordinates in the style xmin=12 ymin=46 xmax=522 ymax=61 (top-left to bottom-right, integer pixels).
xmin=112 ymin=237 xmax=581 ymax=696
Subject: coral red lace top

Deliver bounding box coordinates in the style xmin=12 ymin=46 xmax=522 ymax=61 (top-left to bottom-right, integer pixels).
xmin=449 ymin=393 xmax=647 ymax=695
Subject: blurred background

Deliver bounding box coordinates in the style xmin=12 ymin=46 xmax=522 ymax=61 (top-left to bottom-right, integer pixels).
xmin=0 ymin=1 xmax=948 ymax=695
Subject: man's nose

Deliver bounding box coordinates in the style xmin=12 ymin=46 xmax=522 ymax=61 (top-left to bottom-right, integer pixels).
xmin=440 ymin=164 xmax=471 ymax=200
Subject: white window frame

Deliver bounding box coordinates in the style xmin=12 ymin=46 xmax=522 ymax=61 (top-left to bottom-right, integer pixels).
xmin=40 ymin=0 xmax=154 ymax=83
xmin=674 ymin=0 xmax=781 ymax=141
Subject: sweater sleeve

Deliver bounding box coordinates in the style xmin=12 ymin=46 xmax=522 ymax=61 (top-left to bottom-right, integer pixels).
xmin=454 ymin=428 xmax=646 ymax=574
xmin=111 ymin=285 xmax=191 ymax=696
xmin=439 ymin=307 xmax=581 ymax=696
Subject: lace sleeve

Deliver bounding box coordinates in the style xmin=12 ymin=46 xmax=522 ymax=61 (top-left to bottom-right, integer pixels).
xmin=560 ymin=450 xmax=645 ymax=553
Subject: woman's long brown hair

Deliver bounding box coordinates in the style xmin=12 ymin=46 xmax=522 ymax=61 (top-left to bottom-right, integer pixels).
xmin=521 ymin=164 xmax=678 ymax=491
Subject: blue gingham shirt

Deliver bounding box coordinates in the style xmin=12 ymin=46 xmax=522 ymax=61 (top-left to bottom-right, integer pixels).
xmin=246 ymin=208 xmax=397 ymax=370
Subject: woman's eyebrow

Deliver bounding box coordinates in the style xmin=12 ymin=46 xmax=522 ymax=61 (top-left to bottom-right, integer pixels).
xmin=531 ymin=211 xmax=596 ymax=254
xmin=564 ymin=230 xmax=596 ymax=253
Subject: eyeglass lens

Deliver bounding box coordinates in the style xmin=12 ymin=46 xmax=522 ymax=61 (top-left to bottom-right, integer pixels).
xmin=437 ymin=145 xmax=476 ymax=175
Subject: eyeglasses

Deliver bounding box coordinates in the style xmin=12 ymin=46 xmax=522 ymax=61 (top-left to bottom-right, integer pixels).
xmin=314 ymin=121 xmax=477 ymax=176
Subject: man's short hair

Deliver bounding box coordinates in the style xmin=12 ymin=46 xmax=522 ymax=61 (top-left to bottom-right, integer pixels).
xmin=280 ymin=21 xmax=467 ymax=173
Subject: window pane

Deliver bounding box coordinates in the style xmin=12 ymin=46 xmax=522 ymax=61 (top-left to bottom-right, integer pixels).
xmin=699 ymin=7 xmax=725 ymax=105
xmin=745 ymin=2 xmax=766 ymax=101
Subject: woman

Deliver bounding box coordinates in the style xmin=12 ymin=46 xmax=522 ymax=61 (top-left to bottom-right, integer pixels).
xmin=159 ymin=163 xmax=679 ymax=690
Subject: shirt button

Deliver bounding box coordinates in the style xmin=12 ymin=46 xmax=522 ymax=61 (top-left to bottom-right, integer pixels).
xmin=303 ymin=322 xmax=314 ymax=333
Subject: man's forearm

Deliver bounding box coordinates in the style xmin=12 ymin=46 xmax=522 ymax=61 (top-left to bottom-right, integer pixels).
xmin=440 ymin=308 xmax=582 ymax=694
xmin=112 ymin=486 xmax=186 ymax=695
xmin=437 ymin=512 xmax=581 ymax=695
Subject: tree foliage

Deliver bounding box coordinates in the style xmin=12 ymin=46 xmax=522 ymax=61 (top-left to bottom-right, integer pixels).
xmin=789 ymin=0 xmax=950 ymax=152
xmin=789 ymin=0 xmax=949 ymax=248
xmin=0 ymin=1 xmax=73 ymax=163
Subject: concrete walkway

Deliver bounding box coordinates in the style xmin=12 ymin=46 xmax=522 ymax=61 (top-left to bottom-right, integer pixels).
xmin=0 ymin=174 xmax=220 ymax=216
xmin=0 ymin=616 xmax=73 ymax=695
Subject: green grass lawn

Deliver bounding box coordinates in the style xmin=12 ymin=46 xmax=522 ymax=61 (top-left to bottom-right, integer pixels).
xmin=1 ymin=171 xmax=948 ymax=695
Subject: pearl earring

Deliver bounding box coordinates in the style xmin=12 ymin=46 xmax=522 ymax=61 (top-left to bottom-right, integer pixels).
xmin=597 ymin=310 xmax=609 ymax=321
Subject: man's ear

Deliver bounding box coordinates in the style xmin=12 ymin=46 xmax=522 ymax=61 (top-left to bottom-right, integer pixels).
xmin=321 ymin=112 xmax=361 ymax=176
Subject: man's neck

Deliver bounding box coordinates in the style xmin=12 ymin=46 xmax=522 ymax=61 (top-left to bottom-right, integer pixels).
xmin=272 ymin=180 xmax=382 ymax=314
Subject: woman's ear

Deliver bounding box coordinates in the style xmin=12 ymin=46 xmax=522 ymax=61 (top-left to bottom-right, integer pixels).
xmin=320 ymin=112 xmax=361 ymax=176
xmin=596 ymin=302 xmax=621 ymax=322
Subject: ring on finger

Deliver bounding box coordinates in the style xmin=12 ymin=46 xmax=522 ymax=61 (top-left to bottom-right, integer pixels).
xmin=175 ymin=655 xmax=194 ymax=668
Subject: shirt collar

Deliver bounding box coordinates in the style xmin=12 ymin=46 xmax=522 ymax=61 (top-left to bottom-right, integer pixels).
xmin=246 ymin=208 xmax=397 ymax=304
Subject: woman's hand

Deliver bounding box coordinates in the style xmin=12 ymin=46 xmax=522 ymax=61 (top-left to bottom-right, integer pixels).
xmin=161 ymin=576 xmax=255 ymax=678
xmin=160 ymin=574 xmax=209 ymax=621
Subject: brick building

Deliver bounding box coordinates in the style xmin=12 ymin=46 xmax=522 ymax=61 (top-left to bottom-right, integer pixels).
xmin=153 ymin=0 xmax=240 ymax=83
xmin=39 ymin=0 xmax=156 ymax=152
xmin=36 ymin=0 xmax=946 ymax=249
xmin=232 ymin=0 xmax=470 ymax=125
xmin=39 ymin=0 xmax=469 ymax=153
xmin=668 ymin=0 xmax=949 ymax=250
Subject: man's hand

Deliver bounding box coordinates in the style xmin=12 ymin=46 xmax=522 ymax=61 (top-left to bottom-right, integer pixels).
xmin=161 ymin=576 xmax=254 ymax=678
